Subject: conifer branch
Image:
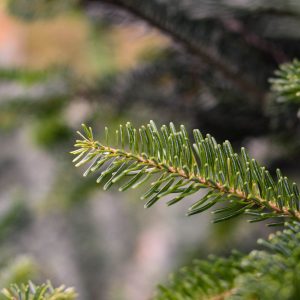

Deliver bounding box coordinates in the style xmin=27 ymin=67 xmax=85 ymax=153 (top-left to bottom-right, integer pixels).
xmin=270 ymin=59 xmax=300 ymax=104
xmin=72 ymin=121 xmax=300 ymax=224
xmin=96 ymin=0 xmax=265 ymax=103
xmin=1 ymin=281 xmax=76 ymax=300
xmin=156 ymin=221 xmax=300 ymax=299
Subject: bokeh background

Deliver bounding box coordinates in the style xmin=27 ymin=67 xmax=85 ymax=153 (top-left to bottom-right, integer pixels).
xmin=0 ymin=1 xmax=300 ymax=299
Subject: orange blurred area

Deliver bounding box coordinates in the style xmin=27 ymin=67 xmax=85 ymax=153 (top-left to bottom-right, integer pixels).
xmin=0 ymin=7 xmax=24 ymax=67
xmin=109 ymin=24 xmax=168 ymax=70
xmin=0 ymin=5 xmax=168 ymax=76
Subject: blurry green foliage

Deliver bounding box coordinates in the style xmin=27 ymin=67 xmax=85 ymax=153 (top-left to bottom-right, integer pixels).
xmin=0 ymin=257 xmax=37 ymax=293
xmin=0 ymin=200 xmax=30 ymax=242
xmin=32 ymin=116 xmax=72 ymax=148
xmin=0 ymin=69 xmax=53 ymax=86
xmin=7 ymin=0 xmax=78 ymax=20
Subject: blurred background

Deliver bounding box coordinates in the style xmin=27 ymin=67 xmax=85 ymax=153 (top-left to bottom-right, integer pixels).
xmin=0 ymin=0 xmax=300 ymax=299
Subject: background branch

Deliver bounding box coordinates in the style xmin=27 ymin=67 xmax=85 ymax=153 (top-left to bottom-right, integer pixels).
xmin=88 ymin=0 xmax=266 ymax=104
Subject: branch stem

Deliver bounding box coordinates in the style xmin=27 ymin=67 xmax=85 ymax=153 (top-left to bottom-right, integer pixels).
xmin=91 ymin=141 xmax=300 ymax=221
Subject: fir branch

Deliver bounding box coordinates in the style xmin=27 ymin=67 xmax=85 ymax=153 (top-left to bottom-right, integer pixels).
xmin=156 ymin=253 xmax=241 ymax=300
xmin=72 ymin=121 xmax=300 ymax=223
xmin=1 ymin=281 xmax=76 ymax=300
xmin=270 ymin=59 xmax=300 ymax=104
xmin=221 ymin=18 xmax=287 ymax=64
xmin=155 ymin=221 xmax=300 ymax=300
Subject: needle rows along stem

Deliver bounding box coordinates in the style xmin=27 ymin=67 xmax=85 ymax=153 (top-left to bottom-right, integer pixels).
xmin=71 ymin=121 xmax=300 ymax=224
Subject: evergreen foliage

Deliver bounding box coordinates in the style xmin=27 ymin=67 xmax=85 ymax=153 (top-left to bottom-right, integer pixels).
xmin=2 ymin=0 xmax=300 ymax=299
xmin=156 ymin=221 xmax=300 ymax=299
xmin=71 ymin=107 xmax=300 ymax=298
xmin=1 ymin=281 xmax=76 ymax=300
xmin=72 ymin=121 xmax=300 ymax=224
xmin=85 ymin=0 xmax=300 ymax=146
xmin=7 ymin=0 xmax=77 ymax=20
xmin=270 ymin=59 xmax=300 ymax=104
